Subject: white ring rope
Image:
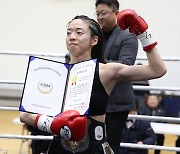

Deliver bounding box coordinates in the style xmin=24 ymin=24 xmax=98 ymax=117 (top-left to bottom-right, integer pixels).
xmin=137 ymin=56 xmax=180 ymax=62
xmin=0 ymin=106 xmax=19 ymax=111
xmin=120 ymin=143 xmax=180 ymax=152
xmin=0 ymin=80 xmax=24 ymax=85
xmin=0 ymin=134 xmax=180 ymax=152
xmin=1 ymin=106 xmax=180 ymax=123
xmin=133 ymin=85 xmax=180 ymax=92
xmin=127 ymin=114 xmax=180 ymax=123
xmin=0 ymin=51 xmax=65 ymax=58
xmin=1 ymin=80 xmax=180 ymax=92
xmin=0 ymin=51 xmax=180 ymax=62
xmin=0 ymin=134 xmax=53 ymax=140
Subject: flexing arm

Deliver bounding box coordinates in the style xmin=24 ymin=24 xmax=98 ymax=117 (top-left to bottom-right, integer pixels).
xmin=105 ymin=9 xmax=166 ymax=82
xmin=119 ymin=47 xmax=166 ymax=81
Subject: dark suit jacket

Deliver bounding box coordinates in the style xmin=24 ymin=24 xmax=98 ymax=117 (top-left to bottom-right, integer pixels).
xmin=105 ymin=25 xmax=138 ymax=112
xmin=120 ymin=120 xmax=157 ymax=154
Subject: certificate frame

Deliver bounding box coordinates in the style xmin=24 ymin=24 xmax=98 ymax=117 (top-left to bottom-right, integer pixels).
xmin=19 ymin=56 xmax=97 ymax=117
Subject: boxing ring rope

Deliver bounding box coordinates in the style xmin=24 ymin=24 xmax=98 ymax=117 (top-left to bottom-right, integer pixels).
xmin=120 ymin=143 xmax=180 ymax=152
xmin=0 ymin=134 xmax=180 ymax=152
xmin=1 ymin=106 xmax=180 ymax=124
xmin=0 ymin=106 xmax=19 ymax=111
xmin=137 ymin=56 xmax=180 ymax=62
xmin=1 ymin=80 xmax=180 ymax=92
xmin=133 ymin=85 xmax=180 ymax=92
xmin=127 ymin=114 xmax=180 ymax=123
xmin=1 ymin=50 xmax=180 ymax=62
xmin=0 ymin=134 xmax=53 ymax=140
xmin=0 ymin=80 xmax=24 ymax=85
xmin=0 ymin=51 xmax=65 ymax=58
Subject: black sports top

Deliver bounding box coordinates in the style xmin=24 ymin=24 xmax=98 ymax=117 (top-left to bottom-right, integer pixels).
xmin=88 ymin=62 xmax=109 ymax=116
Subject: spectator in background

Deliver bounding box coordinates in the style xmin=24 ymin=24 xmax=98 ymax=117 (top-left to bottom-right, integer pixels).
xmin=138 ymin=94 xmax=167 ymax=154
xmin=95 ymin=0 xmax=138 ymax=153
xmin=133 ymin=63 xmax=150 ymax=109
xmin=120 ymin=110 xmax=157 ymax=154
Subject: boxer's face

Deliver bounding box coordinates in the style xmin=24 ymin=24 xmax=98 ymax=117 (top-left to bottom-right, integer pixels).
xmin=66 ymin=19 xmax=98 ymax=59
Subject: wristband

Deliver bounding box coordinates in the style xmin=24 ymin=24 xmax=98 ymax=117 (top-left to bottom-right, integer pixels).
xmin=137 ymin=28 xmax=157 ymax=52
xmin=35 ymin=114 xmax=53 ymax=133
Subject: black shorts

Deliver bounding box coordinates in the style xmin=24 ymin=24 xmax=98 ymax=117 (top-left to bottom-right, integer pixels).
xmin=47 ymin=117 xmax=113 ymax=154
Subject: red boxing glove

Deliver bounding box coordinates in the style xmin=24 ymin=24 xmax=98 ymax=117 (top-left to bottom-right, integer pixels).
xmin=35 ymin=110 xmax=87 ymax=141
xmin=117 ymin=9 xmax=157 ymax=51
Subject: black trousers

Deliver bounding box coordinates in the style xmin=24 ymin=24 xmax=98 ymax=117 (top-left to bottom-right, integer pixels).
xmin=106 ymin=111 xmax=129 ymax=154
xmin=31 ymin=139 xmax=51 ymax=154
xmin=26 ymin=125 xmax=51 ymax=154
xmin=155 ymin=134 xmax=165 ymax=154
xmin=176 ymin=136 xmax=180 ymax=154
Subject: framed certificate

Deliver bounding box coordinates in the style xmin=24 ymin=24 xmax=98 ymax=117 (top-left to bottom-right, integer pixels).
xmin=19 ymin=56 xmax=97 ymax=117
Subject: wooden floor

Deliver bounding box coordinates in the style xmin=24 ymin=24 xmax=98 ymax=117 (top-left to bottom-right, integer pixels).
xmin=149 ymin=134 xmax=178 ymax=154
xmin=0 ymin=111 xmax=31 ymax=154
xmin=0 ymin=111 xmax=179 ymax=154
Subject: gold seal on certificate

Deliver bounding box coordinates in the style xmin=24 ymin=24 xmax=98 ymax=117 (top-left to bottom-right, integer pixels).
xmin=19 ymin=56 xmax=97 ymax=117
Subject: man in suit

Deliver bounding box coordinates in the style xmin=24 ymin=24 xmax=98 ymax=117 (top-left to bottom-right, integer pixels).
xmin=95 ymin=0 xmax=138 ymax=153
xmin=120 ymin=110 xmax=157 ymax=154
